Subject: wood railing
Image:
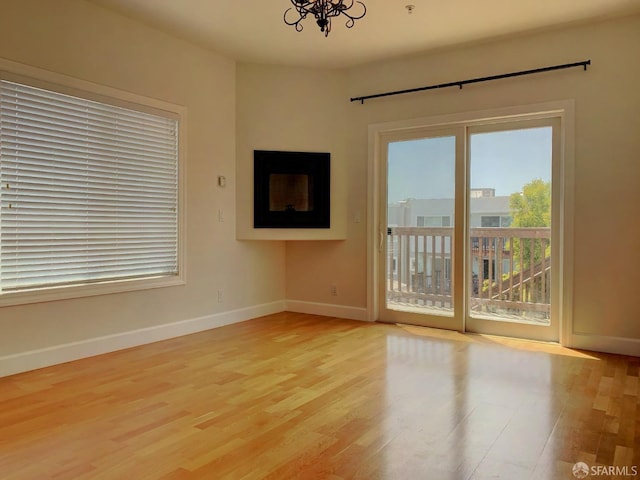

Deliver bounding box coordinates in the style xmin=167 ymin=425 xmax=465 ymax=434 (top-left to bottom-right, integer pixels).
xmin=387 ymin=226 xmax=551 ymax=318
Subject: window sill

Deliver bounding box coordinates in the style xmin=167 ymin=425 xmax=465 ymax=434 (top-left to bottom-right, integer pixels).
xmin=0 ymin=274 xmax=185 ymax=308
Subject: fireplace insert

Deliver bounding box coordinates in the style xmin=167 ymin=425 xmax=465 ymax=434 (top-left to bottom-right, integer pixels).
xmin=254 ymin=150 xmax=330 ymax=228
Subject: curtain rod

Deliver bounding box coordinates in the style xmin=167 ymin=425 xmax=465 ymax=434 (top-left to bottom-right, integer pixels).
xmin=350 ymin=60 xmax=591 ymax=104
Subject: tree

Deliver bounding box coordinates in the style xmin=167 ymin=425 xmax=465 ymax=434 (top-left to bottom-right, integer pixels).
xmin=510 ymin=178 xmax=551 ymax=229
xmin=509 ymin=179 xmax=551 ymax=270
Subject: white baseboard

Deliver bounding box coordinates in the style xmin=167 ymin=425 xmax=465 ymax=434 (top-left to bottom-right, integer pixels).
xmin=0 ymin=301 xmax=286 ymax=378
xmin=285 ymin=300 xmax=370 ymax=322
xmin=8 ymin=300 xmax=634 ymax=379
xmin=568 ymin=332 xmax=640 ymax=357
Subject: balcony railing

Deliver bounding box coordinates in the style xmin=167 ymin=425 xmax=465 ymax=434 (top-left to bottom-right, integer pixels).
xmin=387 ymin=226 xmax=551 ymax=321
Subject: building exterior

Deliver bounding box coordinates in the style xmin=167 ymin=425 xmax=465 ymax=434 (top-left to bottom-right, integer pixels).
xmin=387 ymin=189 xmax=512 ymax=285
xmin=386 ymin=189 xmax=551 ymax=320
xmin=387 ymin=189 xmax=511 ymax=229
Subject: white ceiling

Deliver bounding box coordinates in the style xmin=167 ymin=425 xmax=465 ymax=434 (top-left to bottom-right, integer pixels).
xmin=88 ymin=0 xmax=640 ymax=68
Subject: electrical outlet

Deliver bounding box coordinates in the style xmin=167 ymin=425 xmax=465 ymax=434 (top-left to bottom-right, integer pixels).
xmin=217 ymin=289 xmax=223 ymax=303
xmin=218 ymin=209 xmax=224 ymax=223
xmin=330 ymin=285 xmax=338 ymax=296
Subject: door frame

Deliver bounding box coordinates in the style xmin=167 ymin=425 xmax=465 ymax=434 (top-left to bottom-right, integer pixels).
xmin=367 ymin=100 xmax=575 ymax=345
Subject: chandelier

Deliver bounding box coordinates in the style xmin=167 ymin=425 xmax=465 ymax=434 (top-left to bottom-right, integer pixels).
xmin=284 ymin=0 xmax=367 ymax=37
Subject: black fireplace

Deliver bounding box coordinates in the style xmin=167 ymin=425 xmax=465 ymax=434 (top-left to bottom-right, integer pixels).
xmin=254 ymin=150 xmax=330 ymax=228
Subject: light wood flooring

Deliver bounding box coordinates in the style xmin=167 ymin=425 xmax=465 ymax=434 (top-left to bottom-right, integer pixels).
xmin=1 ymin=312 xmax=638 ymax=479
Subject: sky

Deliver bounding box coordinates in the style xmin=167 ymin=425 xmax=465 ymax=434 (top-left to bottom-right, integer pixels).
xmin=387 ymin=126 xmax=552 ymax=203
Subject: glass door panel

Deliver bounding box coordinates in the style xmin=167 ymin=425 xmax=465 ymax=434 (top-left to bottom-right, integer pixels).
xmin=379 ymin=128 xmax=463 ymax=330
xmin=465 ymin=120 xmax=560 ymax=341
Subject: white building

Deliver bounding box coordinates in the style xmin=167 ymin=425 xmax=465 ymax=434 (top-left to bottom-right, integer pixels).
xmin=388 ymin=189 xmax=512 ymax=228
xmin=387 ymin=189 xmax=513 ymax=290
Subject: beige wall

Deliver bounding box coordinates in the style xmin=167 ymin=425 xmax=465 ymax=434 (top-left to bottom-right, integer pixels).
xmin=1 ymin=0 xmax=637 ymax=362
xmin=0 ymin=0 xmax=285 ymax=357
xmin=235 ymin=64 xmax=348 ymax=241
xmin=238 ymin=15 xmax=640 ymax=342
xmin=346 ymin=15 xmax=640 ymax=341
xmin=236 ymin=63 xmax=367 ymax=308
xmin=235 ymin=63 xmax=364 ymax=307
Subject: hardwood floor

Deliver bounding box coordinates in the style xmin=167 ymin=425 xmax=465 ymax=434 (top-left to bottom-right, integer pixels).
xmin=1 ymin=312 xmax=638 ymax=479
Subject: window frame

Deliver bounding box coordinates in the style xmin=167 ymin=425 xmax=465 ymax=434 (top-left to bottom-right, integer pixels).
xmin=0 ymin=62 xmax=186 ymax=307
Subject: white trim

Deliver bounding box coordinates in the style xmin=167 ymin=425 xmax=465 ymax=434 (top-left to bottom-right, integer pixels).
xmin=367 ymin=100 xmax=575 ymax=344
xmin=559 ymin=102 xmax=575 ymax=347
xmin=0 ymin=276 xmax=186 ymax=308
xmin=286 ymin=300 xmax=370 ymax=322
xmin=0 ymin=301 xmax=285 ymax=378
xmin=367 ymin=122 xmax=381 ymax=322
xmin=567 ymin=333 xmax=640 ymax=357
xmin=0 ymin=57 xmax=184 ymax=114
xmin=367 ymin=100 xmax=575 ymax=134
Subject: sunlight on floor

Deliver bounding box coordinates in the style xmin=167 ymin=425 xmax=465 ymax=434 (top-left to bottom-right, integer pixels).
xmin=396 ymin=323 xmax=600 ymax=360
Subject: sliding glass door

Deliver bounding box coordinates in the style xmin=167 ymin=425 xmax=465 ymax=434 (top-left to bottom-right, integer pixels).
xmin=377 ymin=116 xmax=561 ymax=342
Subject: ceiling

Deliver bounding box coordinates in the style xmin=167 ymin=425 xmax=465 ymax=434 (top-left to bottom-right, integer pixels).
xmin=88 ymin=0 xmax=640 ymax=68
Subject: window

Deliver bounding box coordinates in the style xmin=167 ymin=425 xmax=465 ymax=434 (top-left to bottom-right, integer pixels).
xmin=0 ymin=75 xmax=183 ymax=305
xmin=479 ymin=216 xmax=512 ymax=251
xmin=417 ymin=215 xmax=451 ymax=227
xmin=470 ymin=188 xmax=495 ymax=198
xmin=480 ymin=215 xmax=512 ymax=227
xmin=480 ymin=215 xmax=499 ymax=227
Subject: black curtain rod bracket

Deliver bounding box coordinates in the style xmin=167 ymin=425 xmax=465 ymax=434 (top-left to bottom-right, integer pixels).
xmin=351 ymin=60 xmax=591 ymax=104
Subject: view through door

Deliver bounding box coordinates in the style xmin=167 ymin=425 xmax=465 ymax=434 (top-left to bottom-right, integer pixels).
xmin=379 ymin=127 xmax=464 ymax=331
xmin=465 ymin=121 xmax=559 ymax=341
xmin=379 ymin=117 xmax=560 ymax=342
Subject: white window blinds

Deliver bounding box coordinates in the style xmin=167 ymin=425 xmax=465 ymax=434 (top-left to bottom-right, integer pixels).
xmin=0 ymin=80 xmax=179 ymax=293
